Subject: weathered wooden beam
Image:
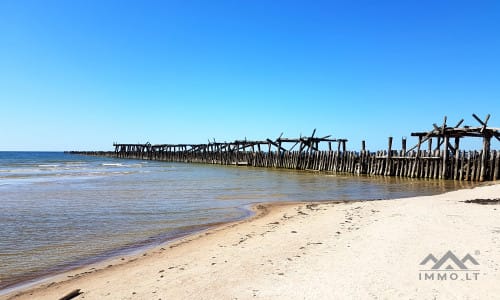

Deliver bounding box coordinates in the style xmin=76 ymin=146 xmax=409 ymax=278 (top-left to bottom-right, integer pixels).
xmin=266 ymin=139 xmax=288 ymax=153
xmin=480 ymin=136 xmax=491 ymax=181
xmin=288 ymin=140 xmax=300 ymax=152
xmin=454 ymin=119 xmax=464 ymax=128
xmin=473 ymin=113 xmax=487 ymax=127
xmin=386 ymin=137 xmax=393 ymax=176
xmin=441 ymin=116 xmax=447 ymax=135
xmin=441 ymin=135 xmax=449 ymax=179
xmin=454 ymin=137 xmax=460 ymax=154
xmin=59 ymin=289 xmax=82 ymax=300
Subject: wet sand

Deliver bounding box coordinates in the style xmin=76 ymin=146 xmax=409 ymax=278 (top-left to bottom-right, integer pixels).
xmin=2 ymin=184 xmax=500 ymax=299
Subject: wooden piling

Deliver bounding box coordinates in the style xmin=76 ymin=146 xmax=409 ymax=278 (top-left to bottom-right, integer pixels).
xmin=480 ymin=136 xmax=491 ymax=181
xmin=81 ymin=115 xmax=500 ymax=182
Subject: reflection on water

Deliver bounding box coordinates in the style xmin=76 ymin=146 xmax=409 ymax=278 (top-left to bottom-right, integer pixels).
xmin=0 ymin=152 xmax=475 ymax=291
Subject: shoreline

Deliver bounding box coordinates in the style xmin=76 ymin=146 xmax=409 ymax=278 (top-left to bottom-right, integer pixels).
xmin=0 ymin=204 xmax=258 ymax=296
xmin=0 ymin=200 xmax=347 ymax=299
xmin=2 ymin=152 xmax=475 ymax=295
xmin=2 ymin=183 xmax=500 ymax=299
xmin=1 ymin=179 xmax=467 ymax=296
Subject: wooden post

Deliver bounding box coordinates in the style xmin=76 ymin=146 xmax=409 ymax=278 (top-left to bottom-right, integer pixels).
xmin=267 ymin=142 xmax=272 ymax=167
xmin=276 ymin=141 xmax=282 ymax=167
xmin=411 ymin=136 xmax=422 ymax=178
xmin=307 ymin=141 xmax=314 ymax=169
xmin=494 ymin=150 xmax=500 ymax=180
xmin=235 ymin=142 xmax=239 ymax=165
xmin=219 ymin=144 xmax=222 ymax=164
xmin=361 ymin=140 xmax=366 ymax=152
xmin=441 ymin=135 xmax=449 ymax=179
xmin=490 ymin=150 xmax=497 ymax=180
xmin=454 ymin=137 xmax=460 ymax=154
xmin=453 ymin=147 xmax=460 ymax=180
xmin=416 ymin=136 xmax=422 ymax=156
xmin=465 ymin=151 xmax=471 ymax=181
xmin=402 ymin=138 xmax=406 ymax=155
xmin=386 ymin=137 xmax=393 ymax=176
xmin=480 ymin=136 xmax=491 ymax=181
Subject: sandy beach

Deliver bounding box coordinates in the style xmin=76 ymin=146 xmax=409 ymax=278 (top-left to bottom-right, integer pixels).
xmin=2 ymin=183 xmax=500 ymax=300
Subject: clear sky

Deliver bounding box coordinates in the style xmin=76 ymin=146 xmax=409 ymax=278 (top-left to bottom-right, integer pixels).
xmin=0 ymin=0 xmax=499 ymax=151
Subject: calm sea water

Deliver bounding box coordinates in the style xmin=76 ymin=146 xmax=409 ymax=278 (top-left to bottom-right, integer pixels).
xmin=0 ymin=152 xmax=475 ymax=292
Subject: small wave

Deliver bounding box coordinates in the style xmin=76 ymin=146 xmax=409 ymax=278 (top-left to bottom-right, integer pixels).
xmin=101 ymin=163 xmax=124 ymax=167
xmin=64 ymin=162 xmax=87 ymax=166
xmin=217 ymin=193 xmax=287 ymax=200
xmin=0 ymin=168 xmax=42 ymax=174
xmin=111 ymin=171 xmax=133 ymax=175
xmin=38 ymin=164 xmax=60 ymax=168
xmin=88 ymin=172 xmax=107 ymax=175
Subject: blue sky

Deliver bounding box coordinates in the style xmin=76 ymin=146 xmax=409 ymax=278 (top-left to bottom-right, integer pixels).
xmin=0 ymin=0 xmax=498 ymax=151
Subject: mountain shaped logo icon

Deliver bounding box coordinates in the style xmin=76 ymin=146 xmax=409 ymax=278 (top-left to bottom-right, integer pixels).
xmin=420 ymin=251 xmax=479 ymax=270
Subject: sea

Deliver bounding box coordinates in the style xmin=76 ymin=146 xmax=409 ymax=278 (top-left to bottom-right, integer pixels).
xmin=0 ymin=151 xmax=475 ymax=293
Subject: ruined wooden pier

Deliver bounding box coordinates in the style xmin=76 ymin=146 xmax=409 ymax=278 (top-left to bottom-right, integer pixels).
xmin=71 ymin=114 xmax=500 ymax=182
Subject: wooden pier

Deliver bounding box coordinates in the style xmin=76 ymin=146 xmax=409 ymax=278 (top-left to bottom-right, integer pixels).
xmin=71 ymin=114 xmax=500 ymax=182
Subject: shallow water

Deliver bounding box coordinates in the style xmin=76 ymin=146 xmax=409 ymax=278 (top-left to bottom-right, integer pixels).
xmin=0 ymin=152 xmax=475 ymax=291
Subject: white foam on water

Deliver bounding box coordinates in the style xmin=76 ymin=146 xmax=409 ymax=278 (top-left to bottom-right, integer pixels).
xmin=65 ymin=162 xmax=86 ymax=165
xmin=102 ymin=163 xmax=124 ymax=167
xmin=111 ymin=171 xmax=133 ymax=175
xmin=37 ymin=164 xmax=60 ymax=168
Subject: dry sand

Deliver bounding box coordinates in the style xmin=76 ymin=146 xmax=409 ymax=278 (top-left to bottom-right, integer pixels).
xmin=2 ymin=184 xmax=500 ymax=300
